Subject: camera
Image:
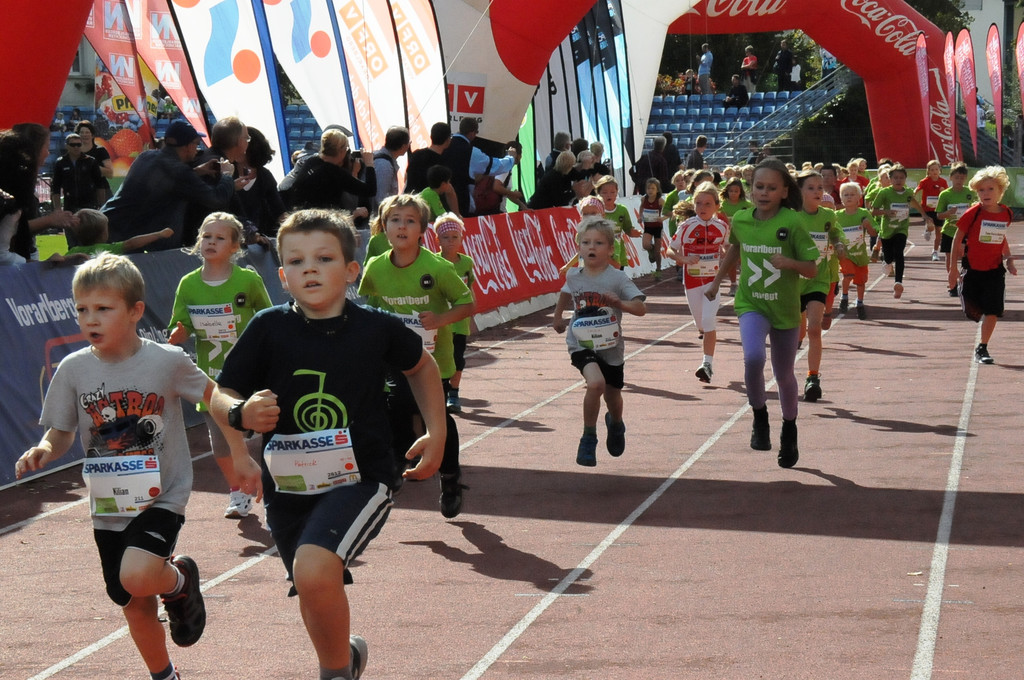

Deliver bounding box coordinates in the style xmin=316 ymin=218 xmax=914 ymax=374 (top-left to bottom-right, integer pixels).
xmin=0 ymin=191 xmax=19 ymax=217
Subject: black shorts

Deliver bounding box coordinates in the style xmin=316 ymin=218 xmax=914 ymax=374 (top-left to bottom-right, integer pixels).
xmin=643 ymin=225 xmax=664 ymax=239
xmin=940 ymin=233 xmax=954 ymax=253
xmin=959 ymin=266 xmax=1005 ymax=321
xmin=570 ymin=350 xmax=625 ymax=389
xmin=94 ymin=507 xmax=184 ymax=606
xmin=800 ymin=291 xmax=827 ymax=312
xmin=453 ymin=333 xmax=467 ymax=372
xmin=265 ymin=481 xmax=393 ymax=593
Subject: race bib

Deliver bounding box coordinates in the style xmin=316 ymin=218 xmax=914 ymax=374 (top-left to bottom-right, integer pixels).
xmin=265 ymin=429 xmax=360 ymax=495
xmin=809 ymin=230 xmax=833 ymax=259
xmin=891 ymin=203 xmax=909 ymax=221
xmin=395 ymin=312 xmax=436 ymax=353
xmin=842 ymin=225 xmax=865 ymax=247
xmin=187 ymin=303 xmax=237 ymax=341
xmin=571 ymin=307 xmax=621 ymax=351
xmin=686 ymin=252 xmax=720 ymax=278
xmin=83 ymin=455 xmax=161 ymax=517
xmin=925 ymin=195 xmax=939 ymax=209
xmin=953 ymin=203 xmax=970 ymax=218
xmin=978 ymin=219 xmax=1006 ymax=244
xmin=642 ymin=208 xmax=661 ymax=223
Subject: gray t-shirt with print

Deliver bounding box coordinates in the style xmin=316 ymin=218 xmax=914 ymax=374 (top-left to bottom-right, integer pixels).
xmin=560 ymin=265 xmax=645 ymax=365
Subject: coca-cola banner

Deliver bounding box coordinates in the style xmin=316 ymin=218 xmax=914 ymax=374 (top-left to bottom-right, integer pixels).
xmin=668 ymin=0 xmax=953 ymax=166
xmin=955 ymin=29 xmax=979 ymax=157
xmin=944 ymin=33 xmax=959 ymax=159
xmin=915 ymin=34 xmax=929 ymax=152
xmin=985 ymin=24 xmax=1003 ymax=158
xmin=1017 ymin=23 xmax=1024 ymax=127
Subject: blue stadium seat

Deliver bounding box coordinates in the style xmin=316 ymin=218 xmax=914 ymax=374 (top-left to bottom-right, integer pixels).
xmin=750 ymin=106 xmax=763 ymax=116
xmin=646 ymin=122 xmax=658 ymax=134
xmin=687 ymin=107 xmax=701 ymax=118
xmin=663 ymin=95 xmax=676 ymax=105
xmin=777 ymin=90 xmax=790 ymax=101
xmin=288 ymin=128 xmax=302 ymax=140
xmin=762 ymin=105 xmax=775 ymax=115
xmin=679 ymin=122 xmax=692 ymax=133
xmin=699 ymin=107 xmax=712 ymax=118
xmin=700 ymin=94 xmax=714 ymax=103
xmin=763 ymin=91 xmax=777 ymax=102
xmin=655 ymin=123 xmax=668 ymax=132
xmin=750 ymin=91 xmax=765 ymax=102
xmin=676 ymin=94 xmax=689 ymax=106
xmin=712 ymin=106 xmax=725 ymax=118
xmin=737 ymin=106 xmax=751 ymax=117
xmin=678 ymin=135 xmax=692 ymax=148
xmin=713 ymin=93 xmax=727 ymax=104
xmin=668 ymin=123 xmax=680 ymax=132
xmin=741 ymin=121 xmax=755 ymax=130
xmin=303 ymin=116 xmax=318 ymax=129
xmin=652 ymin=95 xmax=663 ymax=105
xmin=650 ymin=106 xmax=662 ymax=120
xmin=286 ymin=104 xmax=299 ymax=113
xmin=691 ymin=121 xmax=706 ymax=132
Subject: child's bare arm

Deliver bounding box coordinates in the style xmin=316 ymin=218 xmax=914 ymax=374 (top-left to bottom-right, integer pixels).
xmin=205 ymin=380 xmax=263 ymax=501
xmin=401 ymin=350 xmax=446 ymax=480
xmin=617 ymin=295 xmax=646 ymax=317
xmin=706 ymin=244 xmax=739 ymax=299
xmin=1002 ymin=241 xmax=1017 ymax=275
xmin=552 ymin=292 xmax=572 ymax=333
xmin=772 ymin=253 xmax=818 ymax=278
xmin=123 ymin=227 xmax=174 ymax=252
xmin=419 ymin=300 xmax=476 ymax=331
xmin=862 ymin=218 xmax=877 ymax=237
xmin=15 ymin=428 xmax=76 ymax=479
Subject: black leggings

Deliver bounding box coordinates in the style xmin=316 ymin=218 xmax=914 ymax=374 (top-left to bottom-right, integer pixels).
xmin=880 ymin=232 xmax=908 ymax=283
xmin=386 ymin=372 xmax=460 ymax=475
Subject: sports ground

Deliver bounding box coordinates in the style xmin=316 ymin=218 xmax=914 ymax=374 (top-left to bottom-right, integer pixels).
xmin=3 ymin=227 xmax=1022 ymax=679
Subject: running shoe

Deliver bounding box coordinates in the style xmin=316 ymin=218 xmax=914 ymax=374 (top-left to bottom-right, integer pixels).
xmin=803 ymin=374 xmax=822 ymax=402
xmin=576 ymin=434 xmax=598 ymax=466
xmin=439 ymin=471 xmax=465 ymax=518
xmin=949 ymin=288 xmax=958 ymax=297
xmin=856 ymin=304 xmax=867 ymax=320
xmin=161 ymin=556 xmax=206 ymax=647
xmin=350 ymin=635 xmax=368 ymax=679
xmin=838 ymin=298 xmax=849 ymax=313
xmin=445 ymin=392 xmax=462 ymax=413
xmin=893 ymin=282 xmax=904 ymax=299
xmin=695 ymin=361 xmax=713 ymax=384
xmin=931 ymin=251 xmax=941 ymax=261
xmin=605 ymin=413 xmax=626 ymax=457
xmin=882 ymin=263 xmax=894 ymax=277
xmin=224 ymin=490 xmax=254 ymax=519
xmin=975 ymin=345 xmax=994 ymax=364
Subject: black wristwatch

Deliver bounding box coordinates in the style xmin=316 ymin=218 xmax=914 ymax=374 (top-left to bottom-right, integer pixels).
xmin=227 ymin=400 xmax=249 ymax=433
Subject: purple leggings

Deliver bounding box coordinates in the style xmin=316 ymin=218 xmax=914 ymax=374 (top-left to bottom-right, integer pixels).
xmin=738 ymin=312 xmax=800 ymax=420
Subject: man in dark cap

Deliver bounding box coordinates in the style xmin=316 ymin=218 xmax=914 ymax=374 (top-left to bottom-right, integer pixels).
xmin=102 ymin=121 xmax=234 ymax=250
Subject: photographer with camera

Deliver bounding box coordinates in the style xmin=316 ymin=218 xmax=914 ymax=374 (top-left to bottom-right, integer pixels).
xmin=286 ymin=128 xmax=376 ymax=216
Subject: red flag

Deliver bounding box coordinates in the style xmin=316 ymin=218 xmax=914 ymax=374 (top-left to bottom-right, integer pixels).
xmin=985 ymin=25 xmax=1003 ymax=160
xmin=955 ymin=29 xmax=979 ymax=157
xmin=915 ymin=35 xmax=930 ymax=153
xmin=944 ymin=32 xmax=959 ymax=158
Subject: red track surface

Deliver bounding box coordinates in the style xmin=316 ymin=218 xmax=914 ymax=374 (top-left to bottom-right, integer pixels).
xmin=3 ymin=229 xmax=1022 ymax=679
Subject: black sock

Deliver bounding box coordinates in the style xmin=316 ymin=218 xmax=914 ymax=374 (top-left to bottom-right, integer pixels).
xmin=151 ymin=662 xmax=176 ymax=680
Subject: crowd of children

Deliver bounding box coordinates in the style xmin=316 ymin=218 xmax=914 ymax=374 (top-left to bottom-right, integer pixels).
xmin=13 ymin=155 xmax=1018 ymax=679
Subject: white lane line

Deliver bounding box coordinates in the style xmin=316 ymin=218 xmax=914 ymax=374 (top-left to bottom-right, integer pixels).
xmin=910 ymin=329 xmax=981 ymax=680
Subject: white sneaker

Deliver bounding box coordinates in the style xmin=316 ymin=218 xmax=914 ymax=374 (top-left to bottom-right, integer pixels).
xmin=224 ymin=490 xmax=254 ymax=519
xmin=924 ymin=229 xmax=933 ymax=240
xmin=893 ymin=282 xmax=904 ymax=299
xmin=695 ymin=361 xmax=713 ymax=383
xmin=931 ymin=251 xmax=941 ymax=261
xmin=882 ymin=263 xmax=894 ymax=277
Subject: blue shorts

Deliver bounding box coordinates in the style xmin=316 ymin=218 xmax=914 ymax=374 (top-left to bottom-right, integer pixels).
xmin=94 ymin=507 xmax=184 ymax=606
xmin=265 ymin=481 xmax=393 ymax=594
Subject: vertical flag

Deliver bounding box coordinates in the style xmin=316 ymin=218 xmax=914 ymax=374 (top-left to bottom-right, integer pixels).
xmin=985 ymin=24 xmax=1003 ymax=159
xmin=954 ymin=29 xmax=978 ymax=157
xmin=944 ymin=32 xmax=957 ymax=154
xmin=388 ymin=0 xmax=447 ymax=152
xmin=171 ymin=0 xmax=288 ymax=178
xmin=915 ymin=34 xmax=929 ymax=153
xmin=1017 ymin=23 xmax=1024 ymax=125
xmin=126 ymin=0 xmax=208 ymax=138
xmin=262 ymin=0 xmax=357 ymax=146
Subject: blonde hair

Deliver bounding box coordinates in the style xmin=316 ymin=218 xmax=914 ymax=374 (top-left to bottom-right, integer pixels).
xmin=577 ymin=215 xmax=616 ymax=244
xmin=74 ymin=209 xmax=108 ymax=246
xmin=372 ymin=193 xmax=430 ymax=236
xmin=692 ymin=180 xmax=720 ymax=204
xmin=593 ymin=174 xmax=619 ymax=193
xmin=839 ymin=182 xmax=863 ymax=198
xmin=191 ymin=211 xmax=244 ymax=258
xmin=554 ymin=150 xmax=576 ymax=174
xmin=320 ymin=128 xmax=349 ymax=157
xmin=72 ymin=252 xmax=145 ymax=307
xmin=672 ymin=199 xmax=697 ymax=221
xmin=926 ymin=159 xmax=942 ymax=171
xmin=968 ymin=165 xmax=1010 ymax=194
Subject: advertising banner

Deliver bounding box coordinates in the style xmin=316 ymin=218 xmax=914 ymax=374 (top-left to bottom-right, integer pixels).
xmin=985 ymin=24 xmax=1003 ymax=156
xmin=915 ymin=35 xmax=929 ymax=153
xmin=955 ymin=29 xmax=979 ymax=156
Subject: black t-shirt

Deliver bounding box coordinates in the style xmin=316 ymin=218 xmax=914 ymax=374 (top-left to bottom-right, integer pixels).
xmin=404 ymin=147 xmax=443 ymax=194
xmin=217 ymin=303 xmax=424 ymax=489
xmin=289 ymin=155 xmax=376 ymax=210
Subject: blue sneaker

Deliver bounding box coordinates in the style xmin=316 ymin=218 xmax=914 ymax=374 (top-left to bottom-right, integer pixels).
xmin=576 ymin=434 xmax=598 ymax=467
xmin=605 ymin=413 xmax=626 ymax=457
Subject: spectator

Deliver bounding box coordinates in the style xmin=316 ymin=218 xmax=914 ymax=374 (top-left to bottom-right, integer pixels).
xmin=662 ymin=132 xmax=681 ymax=175
xmin=741 ymin=45 xmax=758 ymax=93
xmin=418 ymin=164 xmax=453 ymax=219
xmin=724 ymin=75 xmax=749 ymax=109
xmin=591 ymin=141 xmax=610 ymax=176
xmin=791 ymin=62 xmax=802 ymax=91
xmin=528 ymin=150 xmax=578 ymax=210
xmin=439 ymin=117 xmax=517 ymax=217
xmin=685 ymin=135 xmax=708 ymax=171
xmin=544 ymin=131 xmax=572 ymax=172
xmin=698 ymin=43 xmax=713 ymax=95
xmin=50 ymin=132 xmax=104 ymax=213
xmin=373 ymin=125 xmax=411 ymax=206
xmin=571 ymin=137 xmax=590 ymax=157
xmin=185 ymin=116 xmax=255 ymax=246
xmin=489 ymin=139 xmax=529 ymax=213
xmin=76 ymin=121 xmax=114 ymax=202
xmin=288 ymin=127 xmax=377 ymax=212
xmin=774 ymin=40 xmax=793 ymax=91
xmin=102 ymin=121 xmax=234 ymax=250
xmin=630 ymin=136 xmax=670 ymax=193
xmin=235 ymin=126 xmax=287 ymax=241
xmin=405 ymin=122 xmax=451 ymax=193
xmin=50 ymin=113 xmax=67 ymax=132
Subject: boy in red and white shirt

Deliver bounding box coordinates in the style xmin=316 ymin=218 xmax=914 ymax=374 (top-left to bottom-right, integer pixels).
xmin=666 ymin=180 xmax=730 ymax=383
xmin=915 ymin=159 xmax=948 ymax=260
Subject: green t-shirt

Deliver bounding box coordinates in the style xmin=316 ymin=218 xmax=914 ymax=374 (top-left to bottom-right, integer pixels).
xmin=168 ymin=265 xmax=273 ymax=409
xmin=604 ymin=203 xmax=635 ymax=267
xmin=935 ymin=186 xmax=975 ymax=237
xmin=358 ymin=247 xmax=473 ymax=378
xmin=363 ymin=231 xmax=391 ymax=268
xmin=663 ymin=189 xmax=681 ymax=236
xmin=799 ymin=207 xmax=843 ymax=294
xmin=419 ymin=187 xmax=446 ymax=220
xmin=721 ymin=198 xmax=753 ymax=219
xmin=871 ymin=185 xmax=914 ymax=239
xmin=443 ymin=252 xmax=475 ymax=336
xmin=729 ymin=207 xmax=820 ymax=329
xmin=835 ymin=207 xmax=873 ymax=267
xmin=67 ymin=241 xmax=126 ymax=256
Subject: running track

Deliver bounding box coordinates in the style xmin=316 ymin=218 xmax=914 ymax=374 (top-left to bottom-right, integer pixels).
xmin=3 ymin=227 xmax=1022 ymax=679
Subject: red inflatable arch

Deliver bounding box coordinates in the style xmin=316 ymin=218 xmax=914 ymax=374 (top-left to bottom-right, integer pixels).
xmin=669 ymin=0 xmax=955 ymax=166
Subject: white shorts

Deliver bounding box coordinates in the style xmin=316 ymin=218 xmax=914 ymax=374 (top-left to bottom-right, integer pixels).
xmin=685 ymin=281 xmax=721 ymax=332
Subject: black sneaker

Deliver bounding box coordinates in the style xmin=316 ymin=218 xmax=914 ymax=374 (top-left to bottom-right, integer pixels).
xmin=350 ymin=635 xmax=368 ymax=679
xmin=949 ymin=288 xmax=959 ymax=297
xmin=439 ymin=471 xmax=466 ymax=518
xmin=161 ymin=556 xmax=206 ymax=647
xmin=750 ymin=406 xmax=771 ymax=451
xmin=604 ymin=413 xmax=626 ymax=457
xmin=838 ymin=298 xmax=849 ymax=313
xmin=778 ymin=419 xmax=799 ymax=468
xmin=856 ymin=304 xmax=867 ymax=320
xmin=975 ymin=345 xmax=994 ymax=364
xmin=804 ymin=374 xmax=822 ymax=402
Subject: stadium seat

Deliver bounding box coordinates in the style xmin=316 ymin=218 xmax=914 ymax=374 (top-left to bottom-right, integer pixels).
xmin=655 ymin=123 xmax=668 ymax=132
xmin=668 ymin=123 xmax=680 ymax=132
xmin=712 ymin=106 xmax=725 ymax=118
xmin=737 ymin=106 xmax=751 ymax=117
xmin=763 ymin=91 xmax=776 ymax=102
xmin=750 ymin=106 xmax=763 ymax=116
xmin=650 ymin=106 xmax=662 ymax=120
xmin=286 ymin=104 xmax=299 ymax=113
xmin=652 ymin=95 xmax=663 ymax=105
xmin=700 ymin=93 xmax=714 ymax=104
xmin=699 ymin=107 xmax=712 ymax=118
xmin=691 ymin=121 xmax=706 ymax=132
xmin=687 ymin=107 xmax=701 ymax=118
xmin=762 ymin=105 xmax=775 ymax=115
xmin=679 ymin=122 xmax=692 ymax=133
xmin=777 ymin=90 xmax=790 ymax=100
xmin=750 ymin=91 xmax=764 ymax=102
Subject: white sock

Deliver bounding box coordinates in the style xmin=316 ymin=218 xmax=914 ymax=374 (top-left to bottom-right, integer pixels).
xmin=703 ymin=355 xmax=713 ymax=365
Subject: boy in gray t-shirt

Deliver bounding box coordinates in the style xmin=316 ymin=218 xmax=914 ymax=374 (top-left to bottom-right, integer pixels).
xmin=15 ymin=253 xmax=261 ymax=680
xmin=553 ymin=217 xmax=646 ymax=467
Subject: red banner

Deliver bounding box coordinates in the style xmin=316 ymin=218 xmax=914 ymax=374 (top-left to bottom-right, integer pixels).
xmin=944 ymin=32 xmax=959 ymax=158
xmin=955 ymin=29 xmax=979 ymax=156
xmin=1017 ymin=23 xmax=1024 ymax=128
xmin=986 ymin=24 xmax=1003 ymax=158
xmin=915 ymin=35 xmax=930 ymax=154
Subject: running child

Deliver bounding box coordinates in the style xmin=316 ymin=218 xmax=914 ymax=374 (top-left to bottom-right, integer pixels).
xmin=552 ymin=216 xmax=647 ymax=466
xmin=168 ymin=212 xmax=273 ymax=518
xmin=871 ymin=163 xmax=934 ymax=299
xmin=795 ymin=170 xmax=846 ymax=402
xmin=947 ymin=166 xmax=1017 ymax=364
xmin=595 ymin=174 xmax=639 ymax=269
xmin=720 ymin=177 xmax=753 ymax=220
xmin=434 ymin=212 xmax=475 ymax=413
xmin=558 ymin=196 xmax=605 ymax=275
xmin=666 ymin=180 xmax=729 ymax=383
xmin=934 ymin=162 xmax=974 ymax=295
xmin=705 ymin=159 xmax=819 ymax=468
xmin=16 ymin=253 xmax=262 ymax=680
xmin=915 ymin=159 xmax=948 ymax=260
xmin=865 ymin=164 xmax=891 ymax=261
xmin=212 ymin=209 xmax=445 ymax=680
xmin=67 ymin=208 xmax=173 ymax=256
xmin=835 ymin=182 xmax=876 ymax=320
xmin=640 ymin=177 xmax=666 ymax=279
xmin=359 ymin=194 xmax=475 ymax=517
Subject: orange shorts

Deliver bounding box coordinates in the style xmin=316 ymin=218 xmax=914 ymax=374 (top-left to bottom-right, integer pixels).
xmin=840 ymin=259 xmax=869 ymax=286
